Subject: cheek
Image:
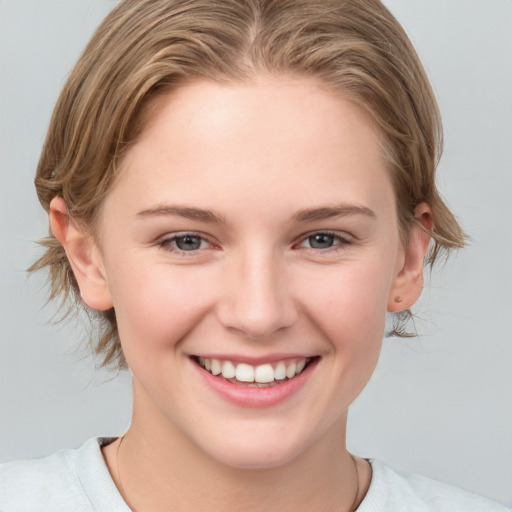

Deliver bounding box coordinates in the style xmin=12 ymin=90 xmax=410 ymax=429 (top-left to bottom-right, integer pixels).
xmin=300 ymin=260 xmax=392 ymax=342
xmin=106 ymin=258 xmax=216 ymax=357
xmin=291 ymin=262 xmax=392 ymax=429
xmin=297 ymin=257 xmax=395 ymax=394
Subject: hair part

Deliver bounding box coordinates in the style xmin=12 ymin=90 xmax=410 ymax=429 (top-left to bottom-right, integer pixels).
xmin=31 ymin=0 xmax=467 ymax=368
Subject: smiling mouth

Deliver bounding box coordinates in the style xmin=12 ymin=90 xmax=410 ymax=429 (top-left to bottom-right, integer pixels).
xmin=192 ymin=356 xmax=317 ymax=388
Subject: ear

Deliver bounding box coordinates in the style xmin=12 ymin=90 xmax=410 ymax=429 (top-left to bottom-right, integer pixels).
xmin=49 ymin=197 xmax=113 ymax=311
xmin=387 ymin=203 xmax=432 ymax=312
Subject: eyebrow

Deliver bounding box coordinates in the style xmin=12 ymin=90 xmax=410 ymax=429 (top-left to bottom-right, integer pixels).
xmin=136 ymin=203 xmax=376 ymax=224
xmin=136 ymin=205 xmax=226 ymax=224
xmin=292 ymin=204 xmax=376 ymax=223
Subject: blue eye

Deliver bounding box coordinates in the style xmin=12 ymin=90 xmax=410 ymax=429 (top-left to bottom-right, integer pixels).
xmin=307 ymin=233 xmax=336 ymax=249
xmin=174 ymin=235 xmax=203 ymax=251
xmin=297 ymin=231 xmax=351 ymax=251
xmin=159 ymin=233 xmax=210 ymax=252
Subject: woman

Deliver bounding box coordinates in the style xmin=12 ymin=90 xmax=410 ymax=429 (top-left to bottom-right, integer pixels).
xmin=1 ymin=1 xmax=509 ymax=510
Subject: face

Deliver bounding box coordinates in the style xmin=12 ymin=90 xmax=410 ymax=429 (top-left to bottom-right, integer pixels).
xmin=78 ymin=77 xmax=426 ymax=469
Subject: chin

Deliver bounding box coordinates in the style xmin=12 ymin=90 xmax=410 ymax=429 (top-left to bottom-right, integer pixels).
xmin=210 ymin=446 xmax=299 ymax=470
xmin=198 ymin=428 xmax=312 ymax=470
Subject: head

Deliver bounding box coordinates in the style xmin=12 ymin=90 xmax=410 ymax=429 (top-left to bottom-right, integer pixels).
xmin=33 ymin=0 xmax=465 ymax=371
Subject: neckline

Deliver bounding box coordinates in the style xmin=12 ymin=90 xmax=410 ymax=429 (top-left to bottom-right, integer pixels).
xmin=84 ymin=437 xmax=379 ymax=511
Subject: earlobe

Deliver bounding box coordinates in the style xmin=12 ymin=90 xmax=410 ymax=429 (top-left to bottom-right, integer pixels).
xmin=49 ymin=197 xmax=113 ymax=311
xmin=387 ymin=203 xmax=432 ymax=312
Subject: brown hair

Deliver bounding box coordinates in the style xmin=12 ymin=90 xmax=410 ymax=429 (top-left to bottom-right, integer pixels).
xmin=31 ymin=0 xmax=466 ymax=368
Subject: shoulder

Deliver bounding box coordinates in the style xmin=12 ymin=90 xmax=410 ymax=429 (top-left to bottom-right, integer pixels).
xmin=0 ymin=443 xmax=90 ymax=511
xmin=357 ymin=460 xmax=511 ymax=512
xmin=0 ymin=437 xmax=128 ymax=512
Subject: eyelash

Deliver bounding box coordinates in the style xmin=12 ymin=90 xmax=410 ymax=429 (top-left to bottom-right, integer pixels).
xmin=294 ymin=231 xmax=353 ymax=253
xmin=157 ymin=230 xmax=352 ymax=256
xmin=157 ymin=232 xmax=215 ymax=255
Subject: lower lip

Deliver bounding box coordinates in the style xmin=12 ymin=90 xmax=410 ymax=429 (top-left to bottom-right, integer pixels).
xmin=192 ymin=359 xmax=318 ymax=408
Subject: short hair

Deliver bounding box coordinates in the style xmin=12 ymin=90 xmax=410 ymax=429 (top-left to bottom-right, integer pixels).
xmin=31 ymin=0 xmax=466 ymax=368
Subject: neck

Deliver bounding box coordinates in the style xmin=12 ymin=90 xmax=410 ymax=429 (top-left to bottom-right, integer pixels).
xmin=103 ymin=382 xmax=365 ymax=512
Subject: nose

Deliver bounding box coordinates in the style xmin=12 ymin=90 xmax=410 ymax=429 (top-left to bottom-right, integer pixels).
xmin=217 ymin=250 xmax=298 ymax=340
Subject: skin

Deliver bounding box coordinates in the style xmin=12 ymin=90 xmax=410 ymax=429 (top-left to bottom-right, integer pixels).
xmin=50 ymin=76 xmax=431 ymax=511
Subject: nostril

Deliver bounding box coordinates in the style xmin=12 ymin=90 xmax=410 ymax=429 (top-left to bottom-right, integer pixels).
xmin=218 ymin=298 xmax=298 ymax=340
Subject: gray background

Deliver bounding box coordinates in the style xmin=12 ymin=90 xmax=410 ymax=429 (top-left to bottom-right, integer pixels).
xmin=1 ymin=0 xmax=511 ymax=506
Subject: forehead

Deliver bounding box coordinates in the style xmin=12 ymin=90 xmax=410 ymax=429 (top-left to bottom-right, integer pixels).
xmin=108 ymin=77 xmax=395 ymax=222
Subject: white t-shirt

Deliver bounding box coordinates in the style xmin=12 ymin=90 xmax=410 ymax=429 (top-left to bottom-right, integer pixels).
xmin=0 ymin=438 xmax=509 ymax=511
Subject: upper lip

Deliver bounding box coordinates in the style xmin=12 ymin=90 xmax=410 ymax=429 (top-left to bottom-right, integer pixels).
xmin=191 ymin=353 xmax=318 ymax=365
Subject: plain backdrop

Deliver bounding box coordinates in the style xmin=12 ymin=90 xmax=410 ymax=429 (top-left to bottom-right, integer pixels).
xmin=1 ymin=0 xmax=511 ymax=506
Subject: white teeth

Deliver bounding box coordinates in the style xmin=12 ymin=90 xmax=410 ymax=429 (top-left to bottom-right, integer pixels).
xmin=210 ymin=359 xmax=221 ymax=376
xmin=197 ymin=357 xmax=311 ymax=384
xmin=285 ymin=362 xmax=296 ymax=379
xmin=221 ymin=361 xmax=236 ymax=379
xmin=235 ymin=363 xmax=255 ymax=382
xmin=274 ymin=362 xmax=287 ymax=380
xmin=254 ymin=364 xmax=274 ymax=383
